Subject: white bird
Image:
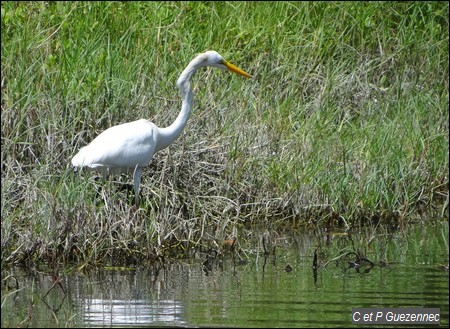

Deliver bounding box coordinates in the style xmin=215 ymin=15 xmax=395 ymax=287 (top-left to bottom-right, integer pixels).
xmin=72 ymin=51 xmax=251 ymax=205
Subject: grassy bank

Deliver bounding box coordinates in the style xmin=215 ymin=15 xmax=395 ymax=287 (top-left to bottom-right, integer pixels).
xmin=1 ymin=1 xmax=448 ymax=267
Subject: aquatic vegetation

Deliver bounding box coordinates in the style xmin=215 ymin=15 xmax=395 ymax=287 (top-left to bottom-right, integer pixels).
xmin=1 ymin=2 xmax=448 ymax=267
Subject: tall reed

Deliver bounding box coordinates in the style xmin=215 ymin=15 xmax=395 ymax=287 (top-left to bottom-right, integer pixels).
xmin=1 ymin=2 xmax=448 ymax=267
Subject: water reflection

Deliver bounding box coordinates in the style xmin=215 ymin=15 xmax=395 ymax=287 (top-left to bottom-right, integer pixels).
xmin=83 ymin=298 xmax=185 ymax=327
xmin=1 ymin=221 xmax=448 ymax=328
xmin=74 ymin=267 xmax=191 ymax=327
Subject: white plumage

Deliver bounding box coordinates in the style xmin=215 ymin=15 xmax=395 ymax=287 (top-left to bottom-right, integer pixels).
xmin=72 ymin=51 xmax=251 ymax=205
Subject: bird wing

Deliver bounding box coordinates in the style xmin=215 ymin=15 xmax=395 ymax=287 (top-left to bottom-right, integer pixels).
xmin=72 ymin=119 xmax=159 ymax=170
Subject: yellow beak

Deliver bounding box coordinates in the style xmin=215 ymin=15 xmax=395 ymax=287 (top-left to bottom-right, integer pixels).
xmin=223 ymin=60 xmax=252 ymax=78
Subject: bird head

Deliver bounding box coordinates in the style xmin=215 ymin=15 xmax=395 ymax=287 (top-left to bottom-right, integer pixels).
xmin=201 ymin=51 xmax=252 ymax=78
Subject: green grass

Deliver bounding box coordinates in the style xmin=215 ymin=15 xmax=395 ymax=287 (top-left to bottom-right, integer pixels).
xmin=1 ymin=1 xmax=448 ymax=267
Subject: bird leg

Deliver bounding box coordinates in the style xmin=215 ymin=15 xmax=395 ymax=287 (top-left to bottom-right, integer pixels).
xmin=133 ymin=166 xmax=143 ymax=207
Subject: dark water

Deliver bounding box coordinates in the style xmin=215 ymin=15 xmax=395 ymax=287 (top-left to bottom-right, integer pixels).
xmin=1 ymin=221 xmax=448 ymax=328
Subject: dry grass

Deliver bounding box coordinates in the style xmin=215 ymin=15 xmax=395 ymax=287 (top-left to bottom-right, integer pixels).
xmin=1 ymin=2 xmax=448 ymax=268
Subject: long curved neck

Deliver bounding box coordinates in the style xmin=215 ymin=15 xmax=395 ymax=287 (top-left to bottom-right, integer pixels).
xmin=156 ymin=60 xmax=199 ymax=152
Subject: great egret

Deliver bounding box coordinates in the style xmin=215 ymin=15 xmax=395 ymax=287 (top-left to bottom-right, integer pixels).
xmin=72 ymin=51 xmax=251 ymax=205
